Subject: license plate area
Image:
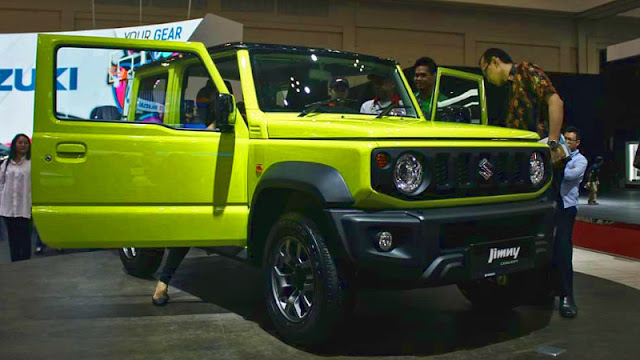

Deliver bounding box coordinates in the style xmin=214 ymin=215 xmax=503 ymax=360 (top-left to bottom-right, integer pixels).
xmin=469 ymin=237 xmax=534 ymax=279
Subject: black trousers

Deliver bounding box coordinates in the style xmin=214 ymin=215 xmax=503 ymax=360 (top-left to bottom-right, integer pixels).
xmin=158 ymin=247 xmax=190 ymax=285
xmin=553 ymin=205 xmax=577 ymax=297
xmin=3 ymin=216 xmax=32 ymax=262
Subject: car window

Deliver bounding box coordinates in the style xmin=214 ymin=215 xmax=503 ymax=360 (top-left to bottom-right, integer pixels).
xmin=250 ymin=51 xmax=418 ymax=118
xmin=180 ymin=64 xmax=218 ymax=130
xmin=434 ymin=76 xmax=482 ymax=124
xmin=214 ymin=55 xmax=245 ymax=120
xmin=212 ymin=54 xmax=242 ymax=102
xmin=178 ymin=54 xmax=243 ymax=129
xmin=55 ymin=46 xmax=219 ymax=131
xmin=134 ymin=74 xmax=168 ymax=123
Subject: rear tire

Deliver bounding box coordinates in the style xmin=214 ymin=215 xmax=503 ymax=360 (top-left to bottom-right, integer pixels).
xmin=118 ymin=247 xmax=165 ymax=277
xmin=263 ymin=212 xmax=350 ymax=345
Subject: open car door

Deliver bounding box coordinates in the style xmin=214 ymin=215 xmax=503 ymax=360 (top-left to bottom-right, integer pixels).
xmin=32 ymin=34 xmax=248 ymax=248
xmin=430 ymin=67 xmax=488 ymax=125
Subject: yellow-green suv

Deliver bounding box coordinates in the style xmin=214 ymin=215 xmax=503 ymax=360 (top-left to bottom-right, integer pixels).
xmin=33 ymin=35 xmax=554 ymax=344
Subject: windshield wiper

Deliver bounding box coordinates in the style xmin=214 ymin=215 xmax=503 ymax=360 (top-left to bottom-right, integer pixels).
xmin=298 ymin=99 xmax=358 ymax=117
xmin=298 ymin=100 xmax=332 ymax=117
xmin=375 ymin=103 xmax=411 ymax=118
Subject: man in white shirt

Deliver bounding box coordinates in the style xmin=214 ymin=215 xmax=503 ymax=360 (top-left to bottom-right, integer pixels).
xmin=360 ymin=74 xmax=404 ymax=115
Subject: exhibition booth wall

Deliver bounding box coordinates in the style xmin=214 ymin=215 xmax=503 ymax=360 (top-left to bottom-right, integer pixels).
xmin=605 ymin=39 xmax=640 ymax=187
xmin=0 ymin=13 xmax=242 ymax=144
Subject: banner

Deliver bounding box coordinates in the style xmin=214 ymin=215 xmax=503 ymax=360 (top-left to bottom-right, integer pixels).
xmin=0 ymin=19 xmax=203 ymax=144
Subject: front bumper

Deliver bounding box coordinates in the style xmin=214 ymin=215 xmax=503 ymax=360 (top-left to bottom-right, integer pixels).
xmin=327 ymin=196 xmax=554 ymax=287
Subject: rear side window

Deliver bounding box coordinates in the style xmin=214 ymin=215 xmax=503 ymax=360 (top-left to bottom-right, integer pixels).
xmin=134 ymin=74 xmax=168 ymax=123
xmin=54 ymin=46 xmax=221 ymax=131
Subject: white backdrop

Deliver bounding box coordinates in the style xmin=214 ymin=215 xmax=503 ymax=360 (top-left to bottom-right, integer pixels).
xmin=0 ymin=19 xmax=204 ymax=144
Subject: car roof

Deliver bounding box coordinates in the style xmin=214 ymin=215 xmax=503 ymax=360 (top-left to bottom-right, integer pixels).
xmin=133 ymin=42 xmax=398 ymax=74
xmin=207 ymin=42 xmax=397 ymax=66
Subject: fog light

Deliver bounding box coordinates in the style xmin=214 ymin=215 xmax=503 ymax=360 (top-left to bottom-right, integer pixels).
xmin=376 ymin=231 xmax=393 ymax=251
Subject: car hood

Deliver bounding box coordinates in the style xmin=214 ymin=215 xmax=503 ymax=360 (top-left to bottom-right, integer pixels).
xmin=265 ymin=115 xmax=539 ymax=140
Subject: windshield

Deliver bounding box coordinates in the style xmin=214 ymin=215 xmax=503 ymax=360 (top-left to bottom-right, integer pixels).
xmin=251 ymin=51 xmax=418 ymax=118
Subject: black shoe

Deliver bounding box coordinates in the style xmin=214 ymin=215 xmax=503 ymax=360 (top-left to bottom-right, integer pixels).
xmin=560 ymin=296 xmax=578 ymax=318
xmin=152 ymin=294 xmax=169 ymax=306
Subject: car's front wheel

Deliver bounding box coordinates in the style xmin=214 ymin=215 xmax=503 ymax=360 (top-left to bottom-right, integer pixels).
xmin=118 ymin=247 xmax=165 ymax=277
xmin=263 ymin=212 xmax=349 ymax=345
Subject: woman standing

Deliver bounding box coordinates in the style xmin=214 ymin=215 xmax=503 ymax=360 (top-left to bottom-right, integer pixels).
xmin=151 ymin=247 xmax=190 ymax=306
xmin=0 ymin=134 xmax=32 ymax=261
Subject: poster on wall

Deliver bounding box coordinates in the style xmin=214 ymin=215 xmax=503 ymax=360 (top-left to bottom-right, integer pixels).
xmin=627 ymin=142 xmax=640 ymax=185
xmin=0 ymin=14 xmax=242 ymax=144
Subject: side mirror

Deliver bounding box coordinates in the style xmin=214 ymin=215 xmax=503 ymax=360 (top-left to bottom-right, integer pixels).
xmin=214 ymin=93 xmax=236 ymax=132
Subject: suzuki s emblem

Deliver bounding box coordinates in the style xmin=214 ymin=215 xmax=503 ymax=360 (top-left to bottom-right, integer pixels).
xmin=479 ymin=158 xmax=494 ymax=181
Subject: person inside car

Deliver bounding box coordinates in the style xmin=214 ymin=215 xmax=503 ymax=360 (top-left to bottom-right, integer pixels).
xmin=328 ymin=77 xmax=349 ymax=103
xmin=360 ymin=74 xmax=404 ymax=115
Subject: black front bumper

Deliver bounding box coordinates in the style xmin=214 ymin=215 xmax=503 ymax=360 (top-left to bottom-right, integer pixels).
xmin=326 ymin=196 xmax=554 ymax=287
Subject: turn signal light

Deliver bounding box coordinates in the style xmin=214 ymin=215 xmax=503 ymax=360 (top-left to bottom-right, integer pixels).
xmin=375 ymin=152 xmax=390 ymax=169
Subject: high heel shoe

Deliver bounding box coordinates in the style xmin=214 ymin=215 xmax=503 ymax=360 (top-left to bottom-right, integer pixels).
xmin=152 ymin=293 xmax=169 ymax=306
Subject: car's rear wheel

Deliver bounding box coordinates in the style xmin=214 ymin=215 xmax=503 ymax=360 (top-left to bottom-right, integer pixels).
xmin=118 ymin=247 xmax=165 ymax=277
xmin=457 ymin=266 xmax=554 ymax=310
xmin=263 ymin=212 xmax=350 ymax=345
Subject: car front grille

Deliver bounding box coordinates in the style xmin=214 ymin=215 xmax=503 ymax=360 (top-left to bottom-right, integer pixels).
xmin=371 ymin=147 xmax=551 ymax=200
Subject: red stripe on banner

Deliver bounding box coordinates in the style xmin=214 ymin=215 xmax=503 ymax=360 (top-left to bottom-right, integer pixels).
xmin=574 ymin=221 xmax=640 ymax=260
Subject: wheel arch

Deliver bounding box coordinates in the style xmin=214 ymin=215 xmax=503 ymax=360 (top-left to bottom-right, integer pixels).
xmin=247 ymin=162 xmax=355 ymax=266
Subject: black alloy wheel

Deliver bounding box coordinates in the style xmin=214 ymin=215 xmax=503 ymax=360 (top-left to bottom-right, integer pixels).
xmin=263 ymin=212 xmax=349 ymax=345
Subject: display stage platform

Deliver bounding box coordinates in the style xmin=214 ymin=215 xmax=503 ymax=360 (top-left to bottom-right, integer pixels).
xmin=576 ymin=189 xmax=640 ymax=259
xmin=577 ymin=189 xmax=640 ymax=226
xmin=1 ymin=250 xmax=639 ymax=360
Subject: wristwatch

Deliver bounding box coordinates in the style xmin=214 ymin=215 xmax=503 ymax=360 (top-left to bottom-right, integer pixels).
xmin=547 ymin=139 xmax=559 ymax=149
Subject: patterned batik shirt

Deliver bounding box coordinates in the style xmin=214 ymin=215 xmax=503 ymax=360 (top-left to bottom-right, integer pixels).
xmin=504 ymin=62 xmax=558 ymax=137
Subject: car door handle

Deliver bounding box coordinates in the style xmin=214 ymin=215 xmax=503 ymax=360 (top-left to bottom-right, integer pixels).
xmin=56 ymin=143 xmax=86 ymax=158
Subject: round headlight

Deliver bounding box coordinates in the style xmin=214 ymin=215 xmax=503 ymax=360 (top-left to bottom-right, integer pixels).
xmin=393 ymin=153 xmax=424 ymax=195
xmin=529 ymin=151 xmax=545 ymax=187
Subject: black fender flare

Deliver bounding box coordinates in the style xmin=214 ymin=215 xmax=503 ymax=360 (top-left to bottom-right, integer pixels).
xmin=247 ymin=162 xmax=355 ymax=263
xmin=252 ymin=161 xmax=354 ymax=207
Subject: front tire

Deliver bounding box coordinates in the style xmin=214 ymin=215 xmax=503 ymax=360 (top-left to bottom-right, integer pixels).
xmin=263 ymin=212 xmax=348 ymax=345
xmin=118 ymin=247 xmax=165 ymax=277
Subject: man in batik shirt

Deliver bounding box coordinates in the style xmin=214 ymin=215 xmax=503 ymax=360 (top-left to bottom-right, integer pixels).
xmin=479 ymin=47 xmax=566 ymax=195
xmin=479 ymin=48 xmax=564 ymax=150
xmin=479 ymin=48 xmax=575 ymax=317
